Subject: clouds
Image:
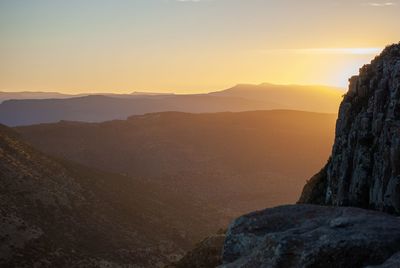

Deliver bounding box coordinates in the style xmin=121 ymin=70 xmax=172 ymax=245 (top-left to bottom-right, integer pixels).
xmin=259 ymin=48 xmax=382 ymax=56
xmin=366 ymin=2 xmax=397 ymax=6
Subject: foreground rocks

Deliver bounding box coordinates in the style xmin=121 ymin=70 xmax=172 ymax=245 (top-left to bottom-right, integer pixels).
xmin=300 ymin=43 xmax=400 ymax=214
xmin=221 ymin=205 xmax=400 ymax=268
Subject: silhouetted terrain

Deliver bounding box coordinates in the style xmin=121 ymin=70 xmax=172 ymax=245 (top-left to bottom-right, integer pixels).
xmin=211 ymin=83 xmax=343 ymax=113
xmin=0 ymin=91 xmax=76 ymax=103
xmin=0 ymin=91 xmax=172 ymax=103
xmin=0 ymin=124 xmax=227 ymax=267
xmin=0 ymin=84 xmax=342 ymax=126
xmin=17 ymin=110 xmax=336 ymax=215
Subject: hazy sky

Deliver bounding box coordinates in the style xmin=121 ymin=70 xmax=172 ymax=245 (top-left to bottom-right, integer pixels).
xmin=0 ymin=0 xmax=399 ymax=93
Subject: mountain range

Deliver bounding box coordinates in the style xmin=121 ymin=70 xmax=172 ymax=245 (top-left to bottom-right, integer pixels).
xmin=1 ymin=84 xmax=343 ymax=267
xmin=0 ymin=83 xmax=343 ymax=126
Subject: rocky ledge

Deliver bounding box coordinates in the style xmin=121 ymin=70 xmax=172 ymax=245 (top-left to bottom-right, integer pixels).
xmin=221 ymin=204 xmax=400 ymax=268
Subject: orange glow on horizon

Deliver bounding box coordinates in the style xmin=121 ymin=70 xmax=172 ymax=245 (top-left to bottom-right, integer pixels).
xmin=0 ymin=0 xmax=398 ymax=94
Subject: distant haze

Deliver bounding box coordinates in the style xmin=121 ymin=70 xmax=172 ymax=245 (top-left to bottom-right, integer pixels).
xmin=17 ymin=110 xmax=337 ymax=215
xmin=0 ymin=83 xmax=343 ymax=126
xmin=1 ymin=0 xmax=398 ymax=93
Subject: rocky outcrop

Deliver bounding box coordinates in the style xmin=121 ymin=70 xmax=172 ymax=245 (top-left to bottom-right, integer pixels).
xmin=300 ymin=43 xmax=400 ymax=214
xmin=221 ymin=205 xmax=400 ymax=268
xmin=368 ymin=252 xmax=400 ymax=267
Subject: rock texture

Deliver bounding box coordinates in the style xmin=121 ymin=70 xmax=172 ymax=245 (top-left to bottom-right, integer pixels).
xmin=221 ymin=205 xmax=400 ymax=268
xmin=367 ymin=252 xmax=400 ymax=268
xmin=300 ymin=43 xmax=400 ymax=214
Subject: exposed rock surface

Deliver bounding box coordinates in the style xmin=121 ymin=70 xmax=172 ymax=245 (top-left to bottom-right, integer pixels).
xmin=300 ymin=43 xmax=400 ymax=213
xmin=367 ymin=252 xmax=400 ymax=267
xmin=221 ymin=205 xmax=400 ymax=268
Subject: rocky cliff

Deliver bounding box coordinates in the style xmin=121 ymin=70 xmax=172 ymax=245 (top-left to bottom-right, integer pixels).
xmin=300 ymin=43 xmax=400 ymax=213
xmin=176 ymin=43 xmax=400 ymax=268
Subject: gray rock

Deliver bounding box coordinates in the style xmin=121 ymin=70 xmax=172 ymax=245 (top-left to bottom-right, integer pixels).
xmin=300 ymin=43 xmax=400 ymax=214
xmin=367 ymin=252 xmax=400 ymax=267
xmin=221 ymin=205 xmax=400 ymax=268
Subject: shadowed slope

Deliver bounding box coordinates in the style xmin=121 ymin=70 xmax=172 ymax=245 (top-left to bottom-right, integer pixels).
xmin=0 ymin=124 xmax=226 ymax=267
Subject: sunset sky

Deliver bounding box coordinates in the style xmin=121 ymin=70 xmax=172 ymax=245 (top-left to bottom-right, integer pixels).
xmin=0 ymin=0 xmax=399 ymax=94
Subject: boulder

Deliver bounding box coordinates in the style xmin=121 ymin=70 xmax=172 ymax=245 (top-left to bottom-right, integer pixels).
xmin=367 ymin=252 xmax=400 ymax=268
xmin=221 ymin=205 xmax=400 ymax=268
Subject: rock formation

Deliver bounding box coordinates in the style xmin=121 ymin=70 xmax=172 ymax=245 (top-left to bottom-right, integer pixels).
xmin=221 ymin=205 xmax=400 ymax=267
xmin=178 ymin=43 xmax=400 ymax=268
xmin=300 ymin=43 xmax=400 ymax=214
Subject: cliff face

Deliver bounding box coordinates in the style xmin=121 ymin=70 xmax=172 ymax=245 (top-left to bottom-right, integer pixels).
xmin=300 ymin=43 xmax=400 ymax=214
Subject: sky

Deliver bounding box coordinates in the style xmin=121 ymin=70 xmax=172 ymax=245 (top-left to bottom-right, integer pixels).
xmin=0 ymin=0 xmax=399 ymax=94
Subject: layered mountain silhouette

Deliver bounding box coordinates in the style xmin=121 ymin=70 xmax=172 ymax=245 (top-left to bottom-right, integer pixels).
xmin=211 ymin=83 xmax=343 ymax=113
xmin=0 ymin=91 xmax=77 ymax=103
xmin=0 ymin=84 xmax=343 ymax=126
xmin=0 ymin=124 xmax=227 ymax=267
xmin=17 ymin=110 xmax=336 ymax=215
xmin=0 ymin=91 xmax=171 ymax=103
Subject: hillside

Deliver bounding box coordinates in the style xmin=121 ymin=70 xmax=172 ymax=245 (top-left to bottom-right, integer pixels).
xmin=0 ymin=124 xmax=227 ymax=267
xmin=17 ymin=110 xmax=336 ymax=215
xmin=0 ymin=83 xmax=343 ymax=126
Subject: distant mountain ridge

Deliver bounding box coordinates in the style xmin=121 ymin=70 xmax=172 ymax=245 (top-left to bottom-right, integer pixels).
xmin=17 ymin=110 xmax=336 ymax=215
xmin=0 ymin=91 xmax=79 ymax=103
xmin=211 ymin=83 xmax=343 ymax=113
xmin=0 ymin=83 xmax=343 ymax=126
